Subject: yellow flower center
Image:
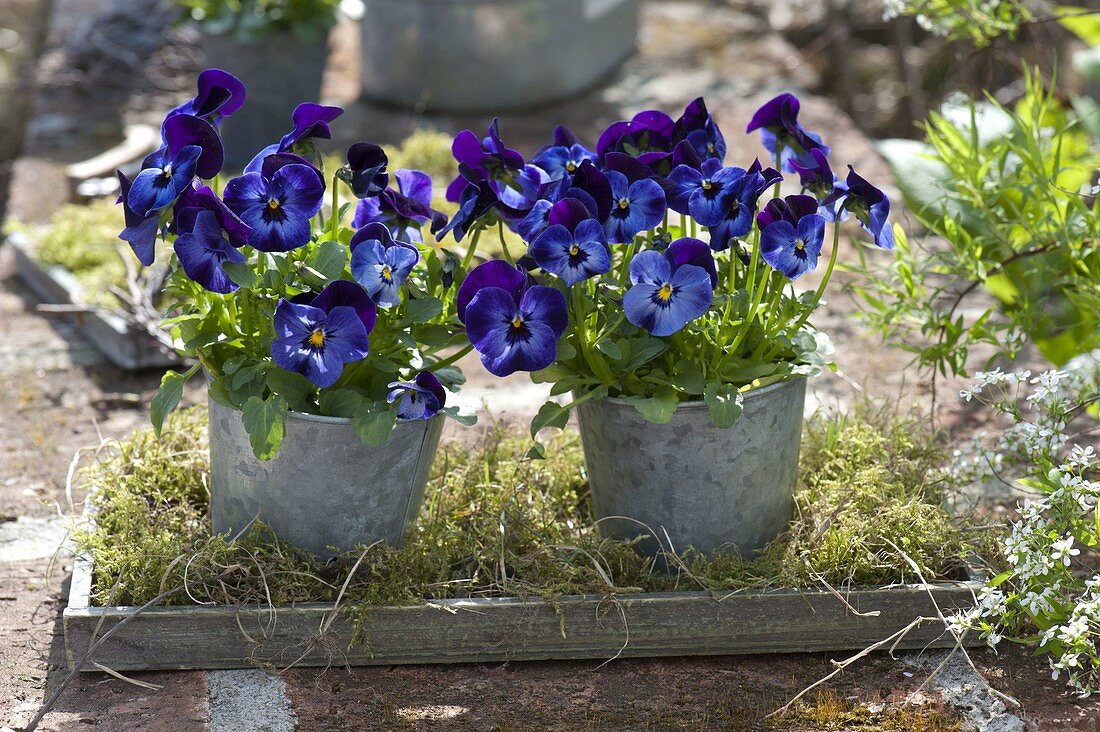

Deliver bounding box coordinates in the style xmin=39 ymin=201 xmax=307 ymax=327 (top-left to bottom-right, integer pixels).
xmin=707 ymin=143 xmax=716 ymax=154
xmin=566 ymin=162 xmax=577 ymax=173
xmin=161 ymin=164 xmax=173 ymax=180
xmin=794 ymin=239 xmax=805 ymax=251
xmin=511 ymin=315 xmax=524 ymax=329
xmin=656 ymin=283 xmax=673 ymax=302
xmin=618 ymin=198 xmax=630 ymax=210
xmin=701 ymin=180 xmax=712 ymax=190
xmin=267 ymin=198 xmax=281 ymax=210
xmin=569 ymin=243 xmax=580 ymax=256
xmin=381 ymin=264 xmax=393 ymax=281
xmin=308 ymin=329 xmax=325 ymax=348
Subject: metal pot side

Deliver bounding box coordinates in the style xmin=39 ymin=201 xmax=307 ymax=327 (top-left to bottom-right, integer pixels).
xmin=575 ymin=378 xmax=808 ymax=559
xmin=208 ymin=395 xmax=444 ymax=558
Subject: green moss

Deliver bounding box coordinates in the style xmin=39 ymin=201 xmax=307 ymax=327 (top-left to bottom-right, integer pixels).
xmin=387 ymin=128 xmax=456 ymax=184
xmin=74 ymin=405 xmax=989 ymax=626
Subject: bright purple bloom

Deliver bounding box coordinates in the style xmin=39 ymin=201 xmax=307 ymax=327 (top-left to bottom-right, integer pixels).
xmin=667 ymin=159 xmax=746 ymax=225
xmin=116 ymin=171 xmax=163 ymax=266
xmin=456 ymin=259 xmax=528 ymax=323
xmin=126 ymin=144 xmax=202 ymax=218
xmin=529 ymin=199 xmax=611 ymax=285
xmin=436 ymin=175 xmax=499 ymax=242
xmin=244 ymin=103 xmax=344 ymax=173
xmin=172 ymin=209 xmax=246 ymax=294
xmin=462 ymin=261 xmax=568 ymax=377
xmin=597 ymin=110 xmax=676 ymax=162
xmin=604 ymin=170 xmax=666 ymax=244
xmin=708 ymin=160 xmax=782 ymax=252
xmin=353 ymin=169 xmax=446 ymax=243
xmin=789 ymin=148 xmax=846 ymax=221
xmin=532 ymin=126 xmax=597 ymax=181
xmin=445 ymin=119 xmax=527 ymax=202
xmin=387 ymin=371 xmax=446 ymax=420
xmin=757 ymin=194 xmax=826 ymax=280
xmin=174 ymin=184 xmax=251 ymax=248
xmin=165 ymin=68 xmax=246 ymax=125
xmin=824 ymin=165 xmax=894 ymax=250
xmin=624 ymin=242 xmax=714 ymax=337
xmin=349 ymin=222 xmax=419 ymax=308
xmin=664 ymin=236 xmax=718 ymax=289
xmin=342 ymin=142 xmax=389 ymax=199
xmin=270 ymin=281 xmax=374 ymax=388
xmin=745 ymin=93 xmax=830 ymax=173
xmin=672 ymin=98 xmax=726 ymax=163
xmin=223 ymin=155 xmax=324 ymax=252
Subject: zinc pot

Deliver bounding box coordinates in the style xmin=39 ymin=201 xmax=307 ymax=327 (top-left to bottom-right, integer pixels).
xmin=207 ymin=394 xmax=444 ymax=558
xmin=575 ymin=377 xmax=807 ymax=560
xmin=200 ymin=29 xmax=331 ymax=169
xmin=359 ymin=0 xmax=640 ymax=112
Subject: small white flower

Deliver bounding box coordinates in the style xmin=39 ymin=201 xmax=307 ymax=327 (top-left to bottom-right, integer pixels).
xmin=1052 ymin=535 xmax=1081 ymax=567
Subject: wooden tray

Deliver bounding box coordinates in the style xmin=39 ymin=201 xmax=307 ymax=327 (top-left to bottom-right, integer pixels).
xmin=64 ymin=549 xmax=983 ymax=672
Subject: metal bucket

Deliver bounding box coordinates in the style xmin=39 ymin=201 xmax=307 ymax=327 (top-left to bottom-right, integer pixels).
xmin=200 ymin=29 xmax=330 ymax=170
xmin=359 ymin=0 xmax=640 ymax=112
xmin=208 ymin=395 xmax=444 ymax=558
xmin=575 ymin=377 xmax=807 ymax=560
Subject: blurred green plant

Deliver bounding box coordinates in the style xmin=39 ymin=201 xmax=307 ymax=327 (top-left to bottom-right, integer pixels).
xmin=178 ymin=0 xmax=339 ymax=39
xmin=881 ymin=0 xmax=1032 ymax=47
xmin=859 ymin=71 xmax=1100 ymax=377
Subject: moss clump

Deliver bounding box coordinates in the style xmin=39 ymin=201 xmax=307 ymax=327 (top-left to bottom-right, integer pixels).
xmin=774 ymin=691 xmax=963 ymax=732
xmin=74 ymin=404 xmax=987 ymax=618
xmin=387 ymin=128 xmax=456 ymax=184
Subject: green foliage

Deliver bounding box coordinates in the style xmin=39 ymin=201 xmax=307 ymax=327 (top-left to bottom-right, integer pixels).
xmin=74 ymin=405 xmax=986 ymax=630
xmin=881 ymin=0 xmax=1032 ymax=47
xmin=178 ymin=0 xmax=339 ymax=39
xmin=861 ymin=72 xmax=1100 ymax=376
xmin=386 ymin=129 xmax=457 ymax=184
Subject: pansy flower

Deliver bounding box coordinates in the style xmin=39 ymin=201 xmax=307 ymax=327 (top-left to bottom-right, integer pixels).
xmin=596 ymin=110 xmax=675 ymax=163
xmin=667 ymin=158 xmax=746 ymax=226
xmin=165 ymin=68 xmax=246 ymax=126
xmin=789 ymin=148 xmax=846 ymax=221
xmin=707 ymin=160 xmax=782 ymax=251
xmin=745 ymin=93 xmax=830 ymax=173
xmin=823 ymin=165 xmax=894 ymax=250
xmin=245 ymin=103 xmax=344 ymax=173
xmin=223 ymin=154 xmax=325 ymax=252
xmin=459 ymin=260 xmax=568 ymax=377
xmin=174 ymin=183 xmax=251 ymax=248
xmin=529 ymin=198 xmax=611 ymax=285
xmin=757 ymin=194 xmax=826 ymax=280
xmin=603 ymin=169 xmax=666 ymax=244
xmin=126 ymin=111 xmax=225 ymax=217
xmin=349 ymin=222 xmax=419 ymax=308
xmin=436 ymin=173 xmax=500 ymax=242
xmin=445 ymin=118 xmax=526 ymax=202
xmin=532 ymin=126 xmax=597 ymax=180
xmin=353 ymin=169 xmax=447 ymax=243
xmin=270 ymin=281 xmax=375 ymax=388
xmin=387 ymin=371 xmax=446 ymax=420
xmin=172 ymin=209 xmax=246 ymax=294
xmin=116 ymin=171 xmax=164 ymax=266
xmin=340 ymin=141 xmax=389 ymax=199
xmin=672 ymin=97 xmax=726 ymax=163
xmin=624 ymin=238 xmax=715 ymax=337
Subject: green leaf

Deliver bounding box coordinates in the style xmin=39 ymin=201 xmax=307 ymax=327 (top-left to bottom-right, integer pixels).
xmin=404 ymin=296 xmax=443 ymax=323
xmin=595 ymin=339 xmax=622 ymax=360
xmin=530 ymin=400 xmax=570 ymax=439
xmin=318 ymin=388 xmax=365 ymax=418
xmin=441 ymin=405 xmax=477 ymax=426
xmin=241 ymin=394 xmax=288 ymax=461
xmin=151 ymin=363 xmax=200 ymax=435
xmin=207 ymin=375 xmax=235 ymax=409
xmin=222 ymin=261 xmax=261 ymax=289
xmin=623 ymin=337 xmax=667 ymax=371
xmin=431 ymin=366 xmax=466 ymax=388
xmin=703 ymin=382 xmax=744 ymax=429
xmin=623 ymin=388 xmax=678 ymax=424
xmin=352 ymin=409 xmax=397 ymax=447
xmin=525 ymin=441 xmax=546 ymax=460
xmin=309 ymin=239 xmax=348 ymax=281
xmin=671 ymin=360 xmax=705 ymax=395
xmin=265 ymin=368 xmax=315 ymax=412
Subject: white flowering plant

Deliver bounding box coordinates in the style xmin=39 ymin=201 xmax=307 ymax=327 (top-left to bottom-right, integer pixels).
xmin=948 ymin=358 xmax=1100 ymax=694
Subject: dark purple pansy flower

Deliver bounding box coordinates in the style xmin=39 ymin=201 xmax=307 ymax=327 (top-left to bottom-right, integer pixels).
xmin=623 ymin=242 xmax=714 ymax=337
xmin=745 ymin=93 xmax=830 ymax=173
xmin=244 ymin=103 xmax=344 ymax=173
xmin=271 ymin=280 xmax=375 ymax=388
xmin=672 ymin=98 xmax=726 ymax=163
xmin=349 ymin=222 xmax=419 ymax=308
xmin=462 ymin=261 xmax=568 ymax=377
xmin=529 ymin=199 xmax=611 ymax=285
xmin=223 ymin=155 xmax=325 ymax=252
xmin=596 ymin=110 xmax=676 ymax=162
xmin=116 ymin=171 xmax=163 ymax=266
xmin=667 ymin=159 xmax=747 ymax=226
xmin=436 ymin=174 xmax=500 ymax=242
xmin=165 ymin=68 xmax=246 ymax=125
xmin=823 ymin=165 xmax=894 ymax=250
xmin=663 ymin=236 xmax=718 ymax=289
xmin=788 ymin=147 xmax=846 ymax=222
xmin=341 ymin=142 xmax=389 ymax=199
xmin=757 ymin=194 xmax=826 ymax=280
xmin=162 ymin=113 xmax=225 ymax=180
xmin=126 ymin=144 xmax=202 ymax=219
xmin=387 ymin=371 xmax=446 ymax=420
xmin=532 ymin=126 xmax=597 ymax=181
xmin=708 ymin=160 xmax=782 ymax=252
xmin=173 ymin=209 xmax=246 ymax=294
xmin=604 ymin=170 xmax=666 ymax=244
xmin=456 ymin=259 xmax=529 ymax=323
xmin=353 ymin=169 xmax=446 ymax=243
xmin=174 ymin=184 xmax=251 ymax=247
xmin=445 ymin=119 xmax=527 ymax=202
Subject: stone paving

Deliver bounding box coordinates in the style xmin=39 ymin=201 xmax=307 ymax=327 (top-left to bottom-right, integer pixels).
xmin=1 ymin=0 xmax=1099 ymax=730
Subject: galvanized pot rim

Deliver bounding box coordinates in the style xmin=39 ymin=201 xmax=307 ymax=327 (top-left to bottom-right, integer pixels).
xmin=590 ymin=375 xmax=808 ymax=411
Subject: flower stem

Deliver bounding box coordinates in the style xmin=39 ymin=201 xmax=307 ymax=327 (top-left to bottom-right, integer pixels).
xmin=787 ymin=220 xmax=841 ymax=338
xmin=427 ymin=344 xmax=474 ymax=371
xmin=571 ymin=286 xmax=615 ymax=384
xmin=461 ymin=227 xmax=483 ymax=271
xmin=330 ymin=175 xmax=340 ymax=241
xmin=497 ymin=221 xmax=515 ymax=266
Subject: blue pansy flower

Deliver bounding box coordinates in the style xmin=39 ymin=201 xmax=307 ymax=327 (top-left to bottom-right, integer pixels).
xmin=532 ymin=126 xmax=597 ymax=180
xmin=459 ymin=261 xmax=567 ymax=377
xmin=824 ymin=165 xmax=894 ymax=250
xmin=603 ymin=170 xmax=666 ymax=244
xmin=529 ymin=198 xmax=611 ymax=285
xmin=349 ymin=222 xmax=419 ymax=308
xmin=387 ymin=371 xmax=446 ymax=420
xmin=126 ymin=140 xmax=203 ymax=218
xmin=672 ymin=97 xmax=726 ymax=163
xmin=436 ymin=173 xmax=500 ymax=242
xmin=165 ymin=68 xmax=246 ymax=126
xmin=624 ymin=239 xmax=715 ymax=337
xmin=116 ymin=171 xmax=164 ymax=266
xmin=353 ymin=169 xmax=446 ymax=244
xmin=445 ymin=118 xmax=527 ymax=203
xmin=172 ymin=209 xmax=246 ymax=294
xmin=745 ymin=93 xmax=830 ymax=173
xmin=245 ymin=103 xmax=344 ymax=173
xmin=667 ymin=159 xmax=748 ymax=225
xmin=174 ymin=183 xmax=251 ymax=248
xmin=596 ymin=110 xmax=676 ymax=164
xmin=757 ymin=194 xmax=826 ymax=280
xmin=707 ymin=160 xmax=782 ymax=251
xmin=223 ymin=155 xmax=325 ymax=252
xmin=789 ymin=148 xmax=846 ymax=222
xmin=270 ymin=281 xmax=375 ymax=388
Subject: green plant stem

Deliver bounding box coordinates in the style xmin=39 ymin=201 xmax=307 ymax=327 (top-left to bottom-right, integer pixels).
xmin=330 ymin=175 xmax=340 ymax=241
xmin=787 ymin=221 xmax=841 ymax=338
xmin=427 ymin=344 xmax=474 ymax=371
xmin=497 ymin=222 xmax=515 ymax=266
xmin=461 ymin=228 xmax=483 ymax=271
xmin=571 ymin=286 xmax=614 ymax=384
